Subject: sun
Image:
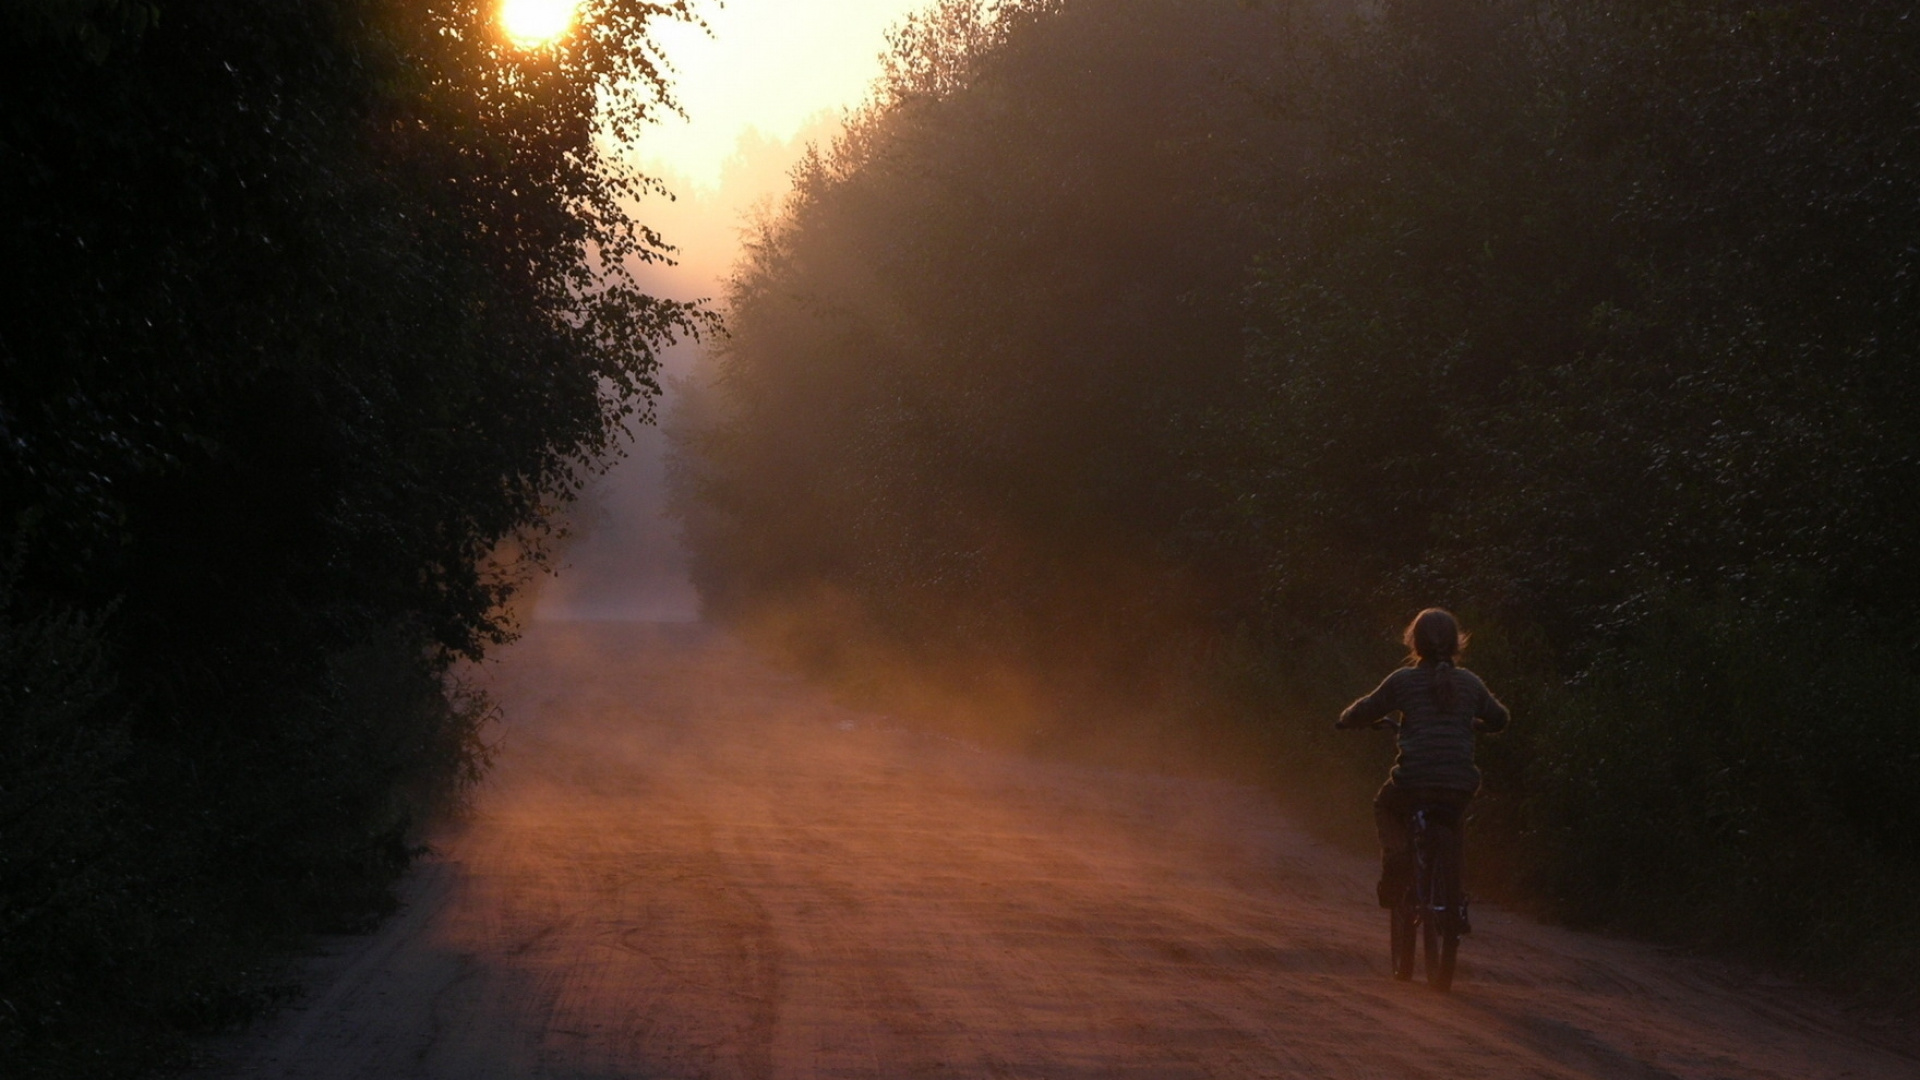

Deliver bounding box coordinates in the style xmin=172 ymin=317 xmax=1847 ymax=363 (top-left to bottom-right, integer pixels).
xmin=501 ymin=0 xmax=577 ymax=47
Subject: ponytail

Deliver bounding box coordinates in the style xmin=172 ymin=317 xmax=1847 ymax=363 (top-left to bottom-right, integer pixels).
xmin=1431 ymin=659 xmax=1457 ymax=709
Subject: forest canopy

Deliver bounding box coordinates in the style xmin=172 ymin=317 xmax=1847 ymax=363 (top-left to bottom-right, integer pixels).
xmin=0 ymin=2 xmax=700 ymax=1075
xmin=675 ymin=0 xmax=1920 ymax=991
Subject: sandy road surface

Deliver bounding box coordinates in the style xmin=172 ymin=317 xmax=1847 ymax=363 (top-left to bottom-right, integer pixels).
xmin=198 ymin=621 xmax=1918 ymax=1080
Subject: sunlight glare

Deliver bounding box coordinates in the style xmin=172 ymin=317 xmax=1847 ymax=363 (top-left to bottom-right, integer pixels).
xmin=501 ymin=0 xmax=577 ymax=47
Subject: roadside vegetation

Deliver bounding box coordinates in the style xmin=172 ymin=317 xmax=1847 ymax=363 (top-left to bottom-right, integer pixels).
xmin=0 ymin=2 xmax=700 ymax=1075
xmin=675 ymin=0 xmax=1920 ymax=996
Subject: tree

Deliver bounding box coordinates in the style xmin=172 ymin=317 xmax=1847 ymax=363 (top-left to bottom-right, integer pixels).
xmin=0 ymin=2 xmax=705 ymax=1073
xmin=678 ymin=0 xmax=1920 ymax=989
xmin=675 ymin=0 xmax=1294 ymax=723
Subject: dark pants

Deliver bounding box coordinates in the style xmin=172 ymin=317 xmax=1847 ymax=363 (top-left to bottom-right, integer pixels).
xmin=1372 ymin=782 xmax=1472 ymax=906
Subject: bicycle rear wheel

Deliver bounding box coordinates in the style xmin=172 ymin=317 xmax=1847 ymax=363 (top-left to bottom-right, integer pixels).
xmin=1422 ymin=828 xmax=1460 ymax=991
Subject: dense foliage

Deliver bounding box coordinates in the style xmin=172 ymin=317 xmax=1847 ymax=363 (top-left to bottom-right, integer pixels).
xmin=0 ymin=2 xmax=699 ymax=1074
xmin=676 ymin=0 xmax=1920 ymax=990
xmin=676 ymin=0 xmax=1294 ymax=725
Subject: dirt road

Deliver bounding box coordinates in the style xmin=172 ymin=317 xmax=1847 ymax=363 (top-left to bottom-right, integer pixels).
xmin=198 ymin=621 xmax=1917 ymax=1079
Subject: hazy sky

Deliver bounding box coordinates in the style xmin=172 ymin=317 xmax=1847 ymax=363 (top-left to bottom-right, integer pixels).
xmin=608 ymin=0 xmax=933 ymax=299
xmin=635 ymin=0 xmax=928 ymax=191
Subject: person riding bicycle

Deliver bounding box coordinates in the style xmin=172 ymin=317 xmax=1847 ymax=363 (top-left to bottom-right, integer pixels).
xmin=1335 ymin=608 xmax=1509 ymax=911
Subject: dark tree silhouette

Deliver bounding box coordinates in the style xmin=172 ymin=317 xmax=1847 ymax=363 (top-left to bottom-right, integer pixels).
xmin=0 ymin=2 xmax=704 ymax=1074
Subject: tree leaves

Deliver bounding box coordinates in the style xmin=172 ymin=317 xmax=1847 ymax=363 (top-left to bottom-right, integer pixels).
xmin=1 ymin=2 xmax=701 ymax=1072
xmin=677 ymin=0 xmax=1920 ymax=987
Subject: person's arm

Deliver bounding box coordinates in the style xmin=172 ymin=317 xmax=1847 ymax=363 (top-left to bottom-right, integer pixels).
xmin=1336 ymin=674 xmax=1399 ymax=729
xmin=1473 ymin=683 xmax=1510 ymax=733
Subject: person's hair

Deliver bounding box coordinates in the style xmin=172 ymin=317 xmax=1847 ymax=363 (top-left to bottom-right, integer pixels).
xmin=1403 ymin=608 xmax=1468 ymax=709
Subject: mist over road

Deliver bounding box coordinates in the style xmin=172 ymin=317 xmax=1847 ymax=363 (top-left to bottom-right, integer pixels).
xmin=200 ymin=622 xmax=1917 ymax=1079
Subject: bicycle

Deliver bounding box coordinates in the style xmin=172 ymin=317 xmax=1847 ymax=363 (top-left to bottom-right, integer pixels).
xmin=1373 ymin=718 xmax=1468 ymax=991
xmin=1390 ymin=802 xmax=1467 ymax=989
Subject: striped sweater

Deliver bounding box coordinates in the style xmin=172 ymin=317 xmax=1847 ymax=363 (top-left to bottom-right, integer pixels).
xmin=1337 ymin=662 xmax=1510 ymax=792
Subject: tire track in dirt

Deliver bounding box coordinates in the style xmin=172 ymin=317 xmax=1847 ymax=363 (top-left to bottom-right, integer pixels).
xmin=194 ymin=621 xmax=1919 ymax=1080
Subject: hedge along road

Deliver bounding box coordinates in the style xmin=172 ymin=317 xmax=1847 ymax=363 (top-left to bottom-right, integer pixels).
xmin=196 ymin=622 xmax=1918 ymax=1080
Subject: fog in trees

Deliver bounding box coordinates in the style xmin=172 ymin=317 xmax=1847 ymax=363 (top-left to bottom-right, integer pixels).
xmin=673 ymin=0 xmax=1920 ymax=993
xmin=534 ymin=121 xmax=839 ymax=623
